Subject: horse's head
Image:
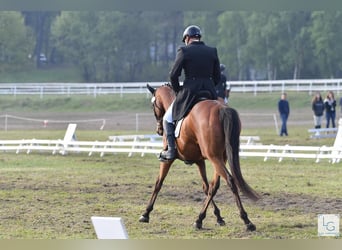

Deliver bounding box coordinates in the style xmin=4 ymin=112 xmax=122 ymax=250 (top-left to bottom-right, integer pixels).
xmin=147 ymin=83 xmax=175 ymax=136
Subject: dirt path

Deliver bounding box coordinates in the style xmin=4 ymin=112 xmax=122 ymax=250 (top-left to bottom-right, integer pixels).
xmin=1 ymin=108 xmax=323 ymax=132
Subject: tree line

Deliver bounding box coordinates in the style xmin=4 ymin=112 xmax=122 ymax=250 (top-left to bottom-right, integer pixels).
xmin=1 ymin=11 xmax=342 ymax=82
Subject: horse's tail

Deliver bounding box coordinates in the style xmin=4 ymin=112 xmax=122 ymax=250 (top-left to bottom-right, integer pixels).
xmin=219 ymin=107 xmax=260 ymax=201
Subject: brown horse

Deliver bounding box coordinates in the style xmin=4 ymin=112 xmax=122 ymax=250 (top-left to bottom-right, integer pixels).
xmin=139 ymin=83 xmax=260 ymax=231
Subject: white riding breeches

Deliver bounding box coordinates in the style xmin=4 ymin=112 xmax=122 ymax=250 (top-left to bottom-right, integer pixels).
xmin=163 ymin=101 xmax=174 ymax=123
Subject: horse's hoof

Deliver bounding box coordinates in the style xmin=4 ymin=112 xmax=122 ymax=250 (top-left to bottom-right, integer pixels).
xmin=216 ymin=219 xmax=226 ymax=226
xmin=139 ymin=215 xmax=149 ymax=223
xmin=246 ymin=223 xmax=256 ymax=231
xmin=193 ymin=221 xmax=202 ymax=230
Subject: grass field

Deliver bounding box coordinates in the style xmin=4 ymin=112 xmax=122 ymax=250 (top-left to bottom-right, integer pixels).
xmin=0 ymin=90 xmax=321 ymax=112
xmin=0 ymin=148 xmax=341 ymax=239
xmin=0 ymin=92 xmax=341 ymax=239
xmin=0 ymin=127 xmax=341 ymax=239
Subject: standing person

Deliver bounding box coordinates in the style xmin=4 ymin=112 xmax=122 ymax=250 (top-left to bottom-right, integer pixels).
xmin=278 ymin=92 xmax=290 ymax=136
xmin=215 ymin=64 xmax=229 ymax=104
xmin=311 ymin=92 xmax=324 ymax=129
xmin=159 ymin=25 xmax=221 ymax=161
xmin=324 ymin=91 xmax=336 ymax=128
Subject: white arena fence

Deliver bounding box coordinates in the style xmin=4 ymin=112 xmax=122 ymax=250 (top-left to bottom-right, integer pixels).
xmin=0 ymin=134 xmax=341 ymax=163
xmin=1 ymin=120 xmax=342 ymax=164
xmin=1 ymin=79 xmax=342 ymax=97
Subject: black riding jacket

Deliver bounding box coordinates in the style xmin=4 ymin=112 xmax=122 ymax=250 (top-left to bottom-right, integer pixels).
xmin=169 ymin=41 xmax=221 ymax=122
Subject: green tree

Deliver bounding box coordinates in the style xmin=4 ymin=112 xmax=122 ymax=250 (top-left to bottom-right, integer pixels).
xmin=90 ymin=11 xmax=124 ymax=82
xmin=277 ymin=11 xmax=313 ymax=79
xmin=22 ymin=11 xmax=60 ymax=68
xmin=44 ymin=11 xmax=342 ymax=81
xmin=0 ymin=11 xmax=34 ymax=72
xmin=52 ymin=11 xmax=105 ymax=81
xmin=52 ymin=11 xmax=155 ymax=82
xmin=114 ymin=12 xmax=152 ymax=81
xmin=244 ymin=12 xmax=286 ymax=80
xmin=139 ymin=11 xmax=184 ymax=81
xmin=217 ymin=11 xmax=248 ymax=80
xmin=309 ymin=11 xmax=342 ymax=78
xmin=184 ymin=11 xmax=222 ymax=46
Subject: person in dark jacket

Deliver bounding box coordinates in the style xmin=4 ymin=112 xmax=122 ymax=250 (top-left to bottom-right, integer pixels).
xmin=311 ymin=92 xmax=324 ymax=129
xmin=160 ymin=25 xmax=221 ymax=161
xmin=215 ymin=64 xmax=229 ymax=104
xmin=324 ymin=91 xmax=336 ymax=128
xmin=278 ymin=92 xmax=290 ymax=136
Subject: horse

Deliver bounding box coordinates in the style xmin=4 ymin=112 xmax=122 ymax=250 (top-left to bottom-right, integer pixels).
xmin=139 ymin=83 xmax=260 ymax=231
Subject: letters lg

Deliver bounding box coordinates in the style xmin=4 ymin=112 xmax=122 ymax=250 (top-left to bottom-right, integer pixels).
xmin=323 ymin=216 xmax=336 ymax=231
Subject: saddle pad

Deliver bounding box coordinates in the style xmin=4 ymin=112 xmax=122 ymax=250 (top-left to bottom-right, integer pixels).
xmin=175 ymin=118 xmax=184 ymax=138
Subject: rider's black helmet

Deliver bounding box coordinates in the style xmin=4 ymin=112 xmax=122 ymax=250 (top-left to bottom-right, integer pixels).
xmin=182 ymin=25 xmax=202 ymax=42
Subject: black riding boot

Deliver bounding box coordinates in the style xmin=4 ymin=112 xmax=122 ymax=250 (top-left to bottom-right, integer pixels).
xmin=159 ymin=121 xmax=176 ymax=161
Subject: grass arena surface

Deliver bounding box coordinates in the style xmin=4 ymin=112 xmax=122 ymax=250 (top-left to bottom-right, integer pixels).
xmin=0 ymin=92 xmax=341 ymax=239
xmin=0 ymin=128 xmax=341 ymax=239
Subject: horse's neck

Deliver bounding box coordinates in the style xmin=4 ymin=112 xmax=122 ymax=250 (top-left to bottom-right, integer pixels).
xmin=162 ymin=90 xmax=175 ymax=110
xmin=166 ymin=97 xmax=175 ymax=109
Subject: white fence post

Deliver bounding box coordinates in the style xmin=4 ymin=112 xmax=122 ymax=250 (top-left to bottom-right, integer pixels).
xmin=331 ymin=118 xmax=342 ymax=163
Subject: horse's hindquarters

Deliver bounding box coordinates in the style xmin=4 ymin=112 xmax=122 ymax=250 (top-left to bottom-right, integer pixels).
xmin=176 ymin=100 xmax=225 ymax=161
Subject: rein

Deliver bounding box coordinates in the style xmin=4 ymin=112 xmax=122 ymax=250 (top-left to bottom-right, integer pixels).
xmin=151 ymin=84 xmax=175 ymax=136
xmin=151 ymin=96 xmax=164 ymax=136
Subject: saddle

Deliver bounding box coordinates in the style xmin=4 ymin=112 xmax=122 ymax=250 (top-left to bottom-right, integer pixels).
xmin=174 ymin=89 xmax=215 ymax=165
xmin=175 ymin=90 xmax=213 ymax=138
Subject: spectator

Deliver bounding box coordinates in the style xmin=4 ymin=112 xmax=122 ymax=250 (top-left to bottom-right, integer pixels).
xmin=278 ymin=92 xmax=290 ymax=136
xmin=324 ymin=91 xmax=336 ymax=128
xmin=311 ymin=92 xmax=324 ymax=129
xmin=215 ymin=64 xmax=229 ymax=104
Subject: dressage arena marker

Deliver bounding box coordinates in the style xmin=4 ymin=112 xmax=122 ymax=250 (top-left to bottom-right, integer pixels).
xmin=91 ymin=216 xmax=128 ymax=239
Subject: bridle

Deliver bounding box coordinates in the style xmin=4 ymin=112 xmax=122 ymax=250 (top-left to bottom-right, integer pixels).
xmin=149 ymin=84 xmax=175 ymax=136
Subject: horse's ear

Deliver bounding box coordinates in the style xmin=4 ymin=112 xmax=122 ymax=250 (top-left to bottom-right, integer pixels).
xmin=146 ymin=84 xmax=155 ymax=95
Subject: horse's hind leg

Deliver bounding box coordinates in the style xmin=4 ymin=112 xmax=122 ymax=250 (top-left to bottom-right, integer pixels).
xmin=209 ymin=159 xmax=255 ymax=231
xmin=194 ymin=172 xmax=220 ymax=229
xmin=211 ymin=178 xmax=225 ymax=226
xmin=225 ymin=171 xmax=256 ymax=231
xmin=139 ymin=161 xmax=172 ymax=223
xmin=196 ymin=161 xmax=225 ymax=227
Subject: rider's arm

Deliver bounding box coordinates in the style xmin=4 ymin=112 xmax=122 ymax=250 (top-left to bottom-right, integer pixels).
xmin=169 ymin=47 xmax=184 ymax=93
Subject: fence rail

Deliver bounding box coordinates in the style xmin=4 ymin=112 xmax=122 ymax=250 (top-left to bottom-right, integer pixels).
xmin=1 ymin=116 xmax=342 ymax=163
xmin=1 ymin=137 xmax=341 ymax=163
xmin=1 ymin=79 xmax=342 ymax=97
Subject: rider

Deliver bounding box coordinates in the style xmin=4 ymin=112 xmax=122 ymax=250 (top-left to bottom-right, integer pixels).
xmin=159 ymin=25 xmax=221 ymax=161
